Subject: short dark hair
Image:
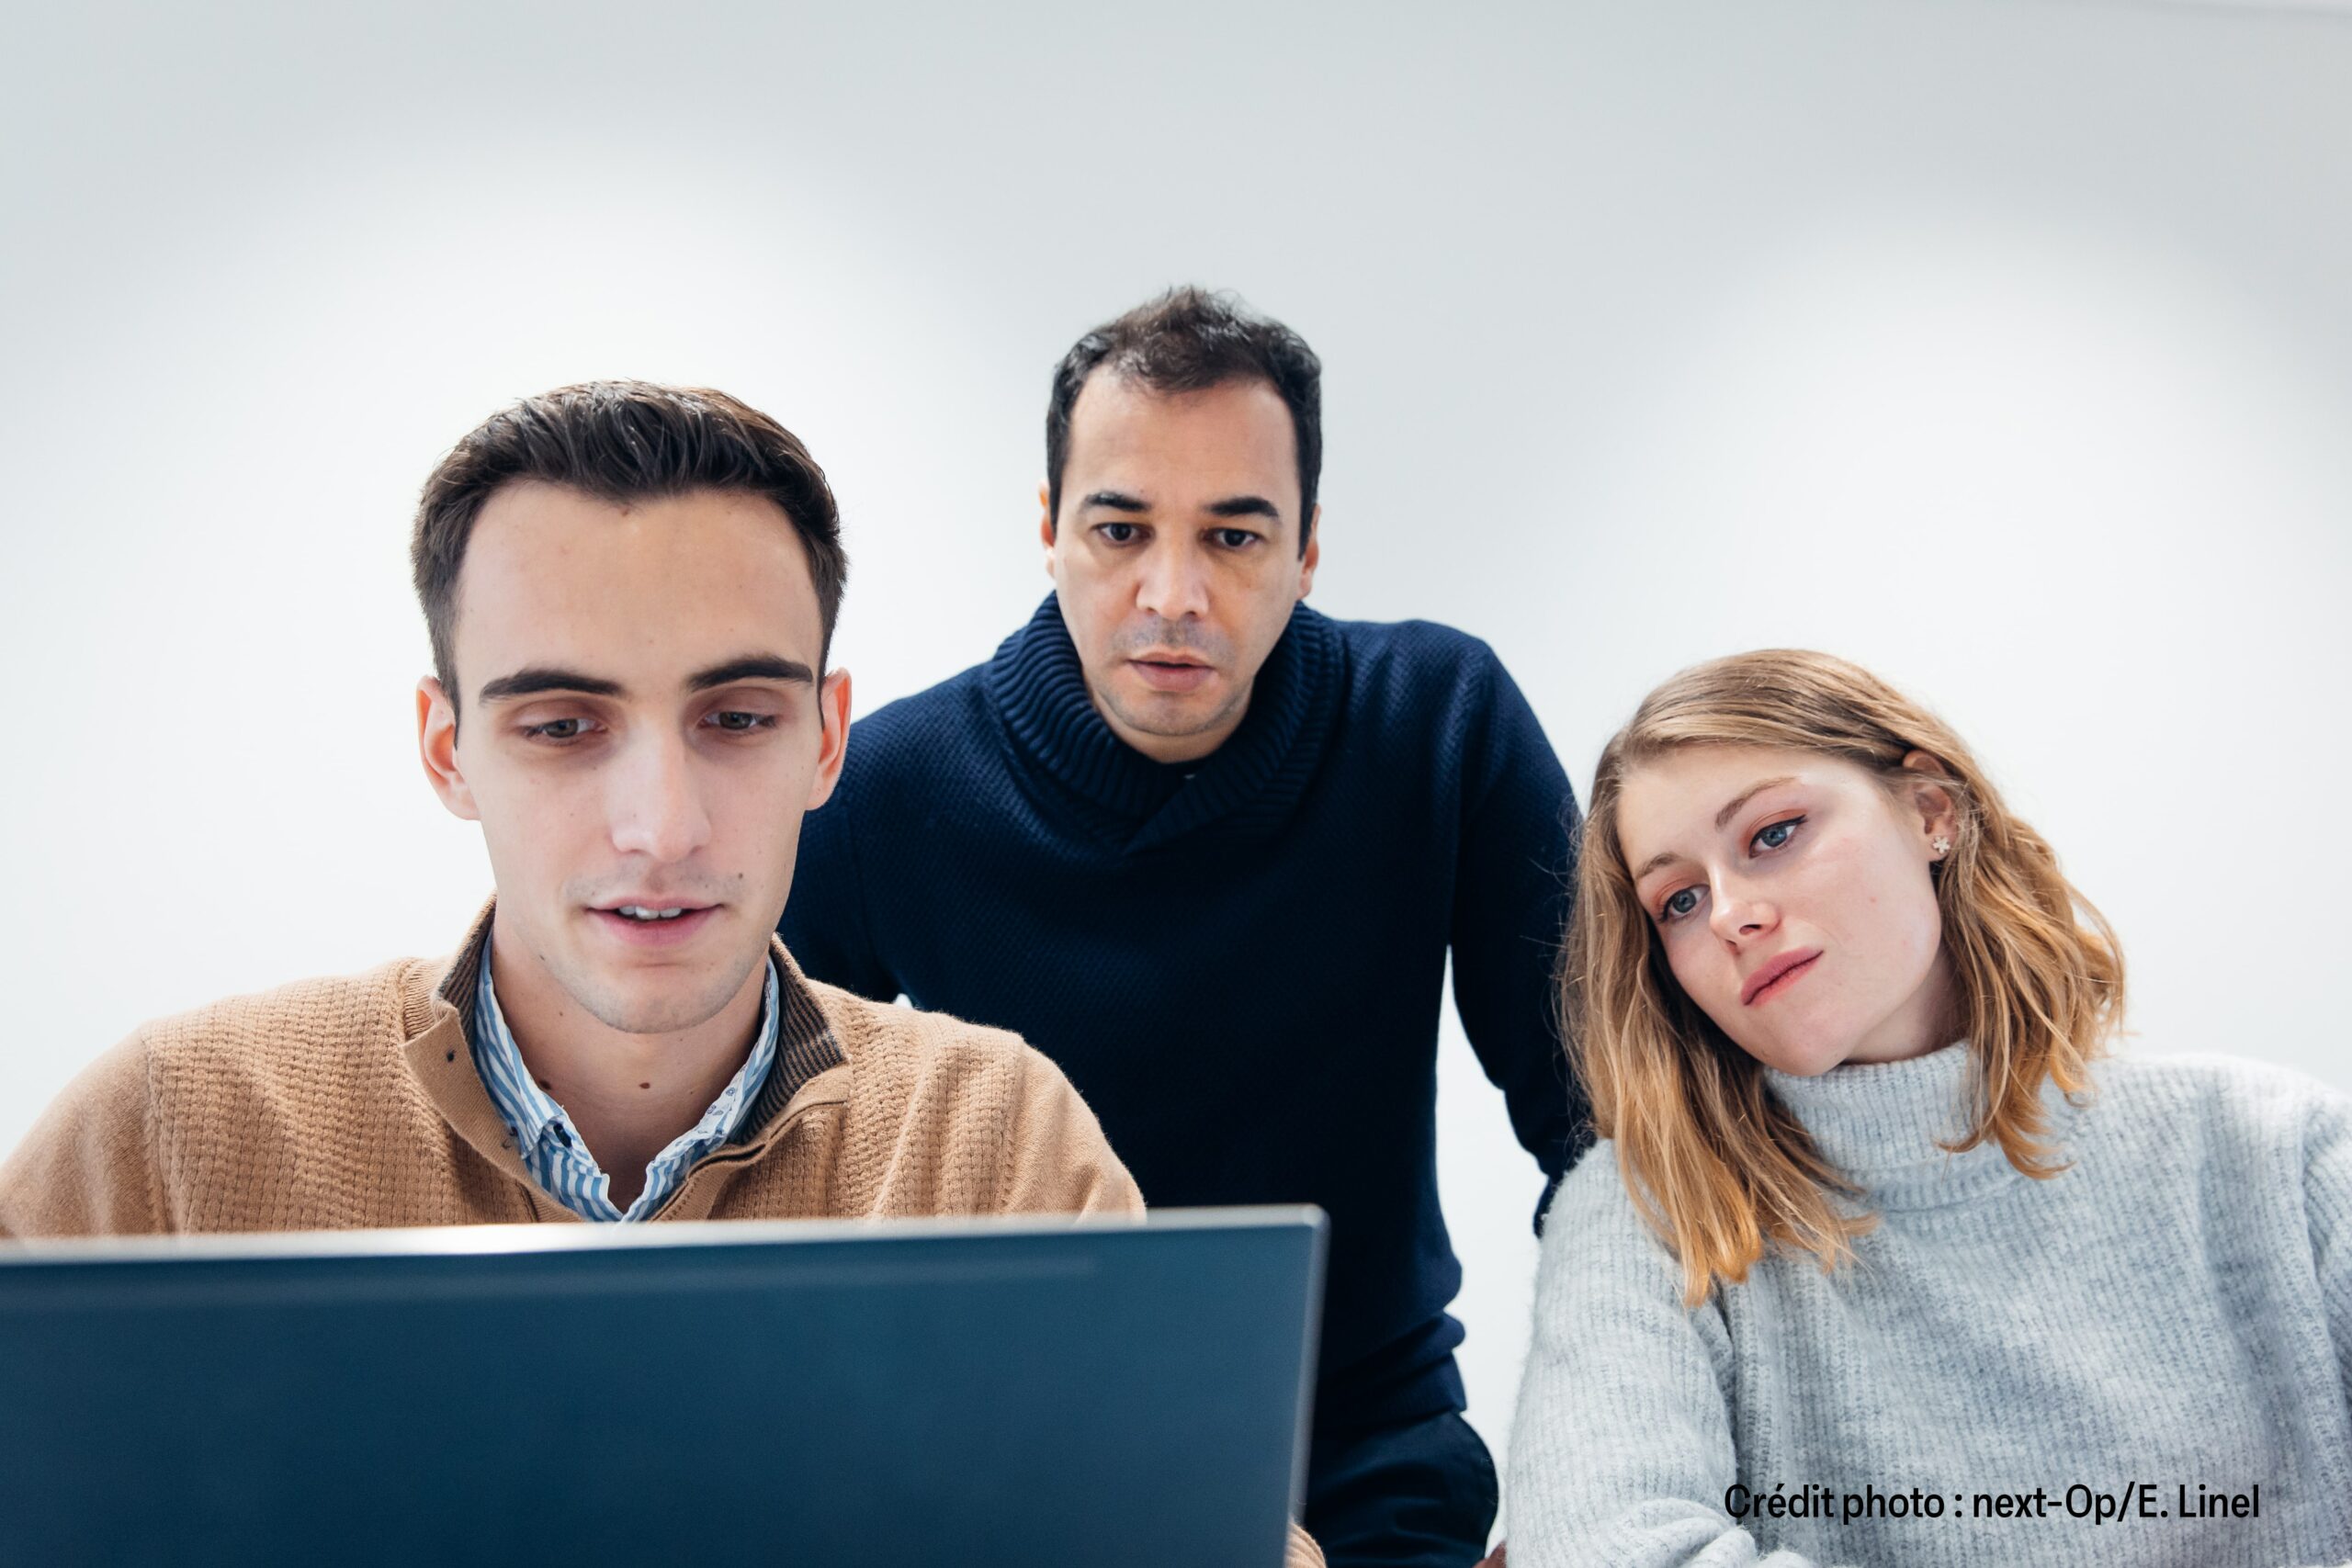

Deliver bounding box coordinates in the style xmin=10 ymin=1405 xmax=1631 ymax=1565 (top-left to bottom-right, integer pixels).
xmin=1045 ymin=287 xmax=1323 ymax=556
xmin=411 ymin=380 xmax=847 ymax=710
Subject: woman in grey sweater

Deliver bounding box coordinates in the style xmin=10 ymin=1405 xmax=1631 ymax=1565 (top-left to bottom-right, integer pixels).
xmin=1507 ymin=649 xmax=2352 ymax=1568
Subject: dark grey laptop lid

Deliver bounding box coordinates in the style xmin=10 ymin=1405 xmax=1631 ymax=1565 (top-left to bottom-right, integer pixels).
xmin=0 ymin=1206 xmax=1325 ymax=1567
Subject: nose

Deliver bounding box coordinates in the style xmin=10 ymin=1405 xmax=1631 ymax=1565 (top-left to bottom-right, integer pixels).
xmin=606 ymin=729 xmax=712 ymax=865
xmin=1706 ymin=870 xmax=1779 ymax=948
xmin=1134 ymin=536 xmax=1211 ymax=623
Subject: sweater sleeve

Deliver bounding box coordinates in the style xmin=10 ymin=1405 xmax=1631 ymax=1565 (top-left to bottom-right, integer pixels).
xmin=2305 ymin=1090 xmax=2352 ymax=1405
xmin=993 ymin=1046 xmax=1146 ymax=1218
xmin=778 ymin=760 xmax=900 ymax=1005
xmin=1448 ymin=644 xmax=1588 ymax=1214
xmin=0 ymin=1032 xmax=167 ymax=1237
xmin=1506 ymin=1151 xmax=1825 ymax=1568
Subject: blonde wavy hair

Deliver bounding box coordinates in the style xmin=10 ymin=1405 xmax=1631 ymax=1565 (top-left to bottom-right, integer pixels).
xmin=1566 ymin=649 xmax=2125 ymax=1305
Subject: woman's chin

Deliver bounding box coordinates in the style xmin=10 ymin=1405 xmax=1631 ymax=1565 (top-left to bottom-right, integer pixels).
xmin=1742 ymin=1032 xmax=1858 ymax=1078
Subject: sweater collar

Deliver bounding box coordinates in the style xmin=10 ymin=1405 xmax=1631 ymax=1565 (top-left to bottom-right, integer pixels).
xmin=982 ymin=592 xmax=1341 ymax=855
xmin=1763 ymin=1043 xmax=2081 ymax=1213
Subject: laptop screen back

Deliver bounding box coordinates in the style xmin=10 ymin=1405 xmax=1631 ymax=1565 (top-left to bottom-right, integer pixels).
xmin=0 ymin=1207 xmax=1324 ymax=1567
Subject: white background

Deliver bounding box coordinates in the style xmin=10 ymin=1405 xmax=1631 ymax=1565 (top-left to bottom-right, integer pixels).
xmin=5 ymin=0 xmax=2348 ymax=1517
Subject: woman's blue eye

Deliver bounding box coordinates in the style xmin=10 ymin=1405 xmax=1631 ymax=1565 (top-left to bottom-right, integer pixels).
xmin=1752 ymin=817 xmax=1804 ymax=852
xmin=1662 ymin=887 xmax=1702 ymax=920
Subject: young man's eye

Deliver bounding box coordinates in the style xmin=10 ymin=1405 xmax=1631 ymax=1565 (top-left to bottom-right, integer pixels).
xmin=707 ymin=710 xmax=777 ymax=734
xmin=1097 ymin=522 xmax=1140 ymax=545
xmin=521 ymin=717 xmax=591 ymax=742
xmin=1751 ymin=816 xmax=1805 ymax=853
xmin=1661 ymin=886 xmax=1703 ymax=921
xmin=1212 ymin=527 xmax=1260 ymax=549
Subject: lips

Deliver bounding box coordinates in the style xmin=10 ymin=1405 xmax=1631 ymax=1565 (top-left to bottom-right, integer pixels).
xmin=589 ymin=904 xmax=718 ymax=949
xmin=1127 ymin=656 xmax=1215 ymax=694
xmin=1741 ymin=948 xmax=1822 ymax=1007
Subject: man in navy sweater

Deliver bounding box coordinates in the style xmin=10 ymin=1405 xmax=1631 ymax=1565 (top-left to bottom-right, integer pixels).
xmin=779 ymin=288 xmax=1584 ymax=1566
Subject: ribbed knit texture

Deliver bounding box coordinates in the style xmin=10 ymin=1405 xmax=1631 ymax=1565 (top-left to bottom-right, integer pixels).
xmin=0 ymin=909 xmax=1145 ymax=1235
xmin=779 ymin=593 xmax=1586 ymax=1430
xmin=1506 ymin=1045 xmax=2352 ymax=1568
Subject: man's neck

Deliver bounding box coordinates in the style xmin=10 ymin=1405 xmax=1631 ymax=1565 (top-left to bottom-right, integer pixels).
xmin=486 ymin=930 xmax=765 ymax=1204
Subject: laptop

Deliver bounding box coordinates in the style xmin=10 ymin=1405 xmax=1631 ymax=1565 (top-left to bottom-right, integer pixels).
xmin=0 ymin=1206 xmax=1325 ymax=1567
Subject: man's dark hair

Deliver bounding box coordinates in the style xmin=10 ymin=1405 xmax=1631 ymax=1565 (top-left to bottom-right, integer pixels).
xmin=1045 ymin=287 xmax=1322 ymax=556
xmin=411 ymin=380 xmax=847 ymax=711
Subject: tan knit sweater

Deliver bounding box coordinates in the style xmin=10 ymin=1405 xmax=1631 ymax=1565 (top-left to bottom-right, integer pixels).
xmin=0 ymin=916 xmax=1142 ymax=1235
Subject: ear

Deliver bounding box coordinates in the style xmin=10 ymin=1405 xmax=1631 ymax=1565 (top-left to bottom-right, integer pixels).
xmin=417 ymin=677 xmax=479 ymax=821
xmin=1897 ymin=750 xmax=1959 ymax=858
xmin=1296 ymin=502 xmax=1320 ymax=599
xmin=1037 ymin=480 xmax=1057 ymax=581
xmin=804 ymin=668 xmax=854 ymax=811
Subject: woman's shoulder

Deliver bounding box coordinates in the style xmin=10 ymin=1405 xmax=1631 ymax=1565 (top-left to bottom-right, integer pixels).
xmin=1530 ymin=1139 xmax=1738 ymax=1373
xmin=1539 ymin=1141 xmax=1694 ymax=1281
xmin=2088 ymin=1049 xmax=2352 ymax=1172
xmin=2095 ymin=1048 xmax=2345 ymax=1116
xmin=1544 ymin=1139 xmax=1648 ymax=1232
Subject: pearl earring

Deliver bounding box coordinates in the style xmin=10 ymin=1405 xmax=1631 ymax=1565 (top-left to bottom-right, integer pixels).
xmin=1932 ymin=836 xmax=1951 ymax=857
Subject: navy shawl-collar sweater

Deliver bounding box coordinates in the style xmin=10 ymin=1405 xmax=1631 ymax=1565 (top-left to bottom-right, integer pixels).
xmin=779 ymin=594 xmax=1586 ymax=1429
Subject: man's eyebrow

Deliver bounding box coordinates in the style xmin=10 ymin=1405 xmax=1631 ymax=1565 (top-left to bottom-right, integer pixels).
xmin=1715 ymin=776 xmax=1797 ymax=831
xmin=1080 ymin=490 xmax=1148 ymax=513
xmin=1205 ymin=495 xmax=1281 ymax=521
xmin=688 ymin=655 xmax=815 ymax=691
xmin=476 ymin=667 xmax=624 ymax=705
xmin=1628 ymin=777 xmax=1802 ymax=884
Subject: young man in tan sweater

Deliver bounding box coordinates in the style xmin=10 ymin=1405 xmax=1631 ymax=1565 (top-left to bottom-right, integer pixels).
xmin=0 ymin=381 xmax=1146 ymax=1235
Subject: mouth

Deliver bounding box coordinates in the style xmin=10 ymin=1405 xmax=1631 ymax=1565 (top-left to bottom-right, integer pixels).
xmin=589 ymin=902 xmax=719 ymax=947
xmin=1741 ymin=948 xmax=1822 ymax=1007
xmin=1126 ymin=653 xmax=1216 ymax=694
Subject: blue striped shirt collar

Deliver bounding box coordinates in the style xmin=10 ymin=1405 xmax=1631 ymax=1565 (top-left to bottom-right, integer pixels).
xmin=469 ymin=927 xmax=782 ymax=1223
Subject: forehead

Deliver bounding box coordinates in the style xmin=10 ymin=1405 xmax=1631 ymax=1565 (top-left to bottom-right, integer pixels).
xmin=1616 ymin=746 xmax=1875 ymax=867
xmin=453 ymin=480 xmax=821 ymax=694
xmin=1064 ymin=372 xmax=1301 ymax=515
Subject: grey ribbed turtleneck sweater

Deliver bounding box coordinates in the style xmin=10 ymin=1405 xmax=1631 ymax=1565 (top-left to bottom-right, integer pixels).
xmin=1506 ymin=1045 xmax=2352 ymax=1567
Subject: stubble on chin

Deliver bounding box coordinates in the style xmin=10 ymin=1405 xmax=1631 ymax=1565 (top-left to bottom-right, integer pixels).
xmin=1100 ymin=679 xmax=1250 ymax=743
xmin=551 ymin=942 xmax=767 ymax=1038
